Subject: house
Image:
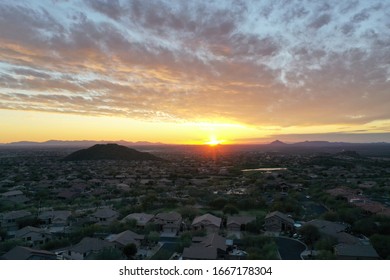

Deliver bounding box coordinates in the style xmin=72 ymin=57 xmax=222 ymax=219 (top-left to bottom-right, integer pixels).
xmin=192 ymin=213 xmax=221 ymax=232
xmin=106 ymin=230 xmax=144 ymax=249
xmin=14 ymin=226 xmax=52 ymax=247
xmin=92 ymin=207 xmax=119 ymax=225
xmin=158 ymin=178 xmax=173 ymax=186
xmin=226 ymin=216 xmax=256 ymax=231
xmin=264 ymin=211 xmax=294 ymax=232
xmin=2 ymin=246 xmax=57 ymax=260
xmin=1 ymin=190 xmax=29 ymax=204
xmin=0 ymin=210 xmax=32 ymax=232
xmin=65 ymin=237 xmax=115 ymax=260
xmin=197 ymin=233 xmax=227 ymax=252
xmin=182 ymin=233 xmax=227 ymax=260
xmin=116 ymin=183 xmax=130 ymax=192
xmin=334 ymin=244 xmax=380 ymax=260
xmin=121 ymin=213 xmax=154 ymax=228
xmin=306 ymin=219 xmax=380 ymax=256
xmin=153 ymin=212 xmax=182 ymax=235
xmin=305 ymin=219 xmax=348 ymax=238
xmin=38 ymin=210 xmax=71 ymax=227
xmin=57 ymin=190 xmax=78 ymax=200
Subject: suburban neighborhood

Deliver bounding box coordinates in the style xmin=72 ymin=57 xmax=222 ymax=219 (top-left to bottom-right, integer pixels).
xmin=1 ymin=142 xmax=390 ymax=260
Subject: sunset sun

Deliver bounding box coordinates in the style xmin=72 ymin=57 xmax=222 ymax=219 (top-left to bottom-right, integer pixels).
xmin=206 ymin=135 xmax=222 ymax=146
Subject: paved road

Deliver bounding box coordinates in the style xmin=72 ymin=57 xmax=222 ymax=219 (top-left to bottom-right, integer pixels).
xmin=275 ymin=237 xmax=306 ymax=260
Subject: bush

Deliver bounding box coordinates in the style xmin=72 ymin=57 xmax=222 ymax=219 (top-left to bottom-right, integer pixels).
xmin=123 ymin=243 xmax=137 ymax=259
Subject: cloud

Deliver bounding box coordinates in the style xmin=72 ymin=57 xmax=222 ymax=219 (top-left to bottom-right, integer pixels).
xmin=0 ymin=0 xmax=389 ymax=130
xmin=309 ymin=14 xmax=331 ymax=29
xmin=86 ymin=0 xmax=123 ymax=20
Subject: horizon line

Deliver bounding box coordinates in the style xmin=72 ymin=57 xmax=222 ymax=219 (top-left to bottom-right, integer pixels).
xmin=1 ymin=139 xmax=390 ymax=146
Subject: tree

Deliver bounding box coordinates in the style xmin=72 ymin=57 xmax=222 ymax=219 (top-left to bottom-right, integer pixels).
xmin=222 ymin=204 xmax=239 ymax=215
xmin=299 ymin=224 xmax=320 ymax=250
xmin=175 ymin=231 xmax=192 ymax=253
xmin=0 ymin=227 xmax=7 ymax=241
xmin=242 ymin=235 xmax=278 ymax=260
xmin=370 ymin=234 xmax=390 ymax=259
xmin=352 ymin=218 xmax=377 ymax=237
xmin=338 ymin=207 xmax=363 ymax=224
xmin=108 ymin=221 xmax=128 ymax=234
xmin=123 ymin=243 xmax=137 ymax=259
xmin=321 ymin=211 xmax=339 ymax=222
xmin=17 ymin=217 xmax=40 ymax=229
xmin=246 ymin=216 xmax=265 ymax=234
xmin=315 ymin=236 xmax=337 ymax=251
xmin=0 ymin=239 xmax=25 ymax=255
xmin=315 ymin=250 xmax=336 ymax=260
xmin=146 ymin=231 xmax=160 ymax=245
xmin=209 ymin=197 xmax=227 ymax=210
xmin=178 ymin=207 xmax=199 ymax=221
xmin=237 ymin=198 xmax=259 ymax=210
xmin=42 ymin=239 xmax=71 ymax=251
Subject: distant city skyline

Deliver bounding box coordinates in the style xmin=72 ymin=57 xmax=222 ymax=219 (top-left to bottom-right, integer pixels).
xmin=0 ymin=0 xmax=389 ymax=144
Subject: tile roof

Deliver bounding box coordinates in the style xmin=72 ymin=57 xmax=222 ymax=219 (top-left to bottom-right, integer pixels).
xmin=227 ymin=216 xmax=256 ymax=226
xmin=265 ymin=211 xmax=294 ymax=224
xmin=155 ymin=212 xmax=182 ymax=222
xmin=38 ymin=210 xmax=71 ymax=220
xmin=107 ymin=230 xmax=144 ymax=247
xmin=15 ymin=226 xmax=49 ymax=237
xmin=335 ymin=244 xmax=380 ymax=259
xmin=122 ymin=213 xmax=154 ymax=226
xmin=1 ymin=210 xmax=32 ymax=220
xmin=93 ymin=208 xmax=118 ymax=218
xmin=192 ymin=213 xmax=221 ymax=227
xmin=305 ymin=219 xmax=348 ymax=237
xmin=69 ymin=237 xmax=114 ymax=254
xmin=2 ymin=246 xmax=56 ymax=260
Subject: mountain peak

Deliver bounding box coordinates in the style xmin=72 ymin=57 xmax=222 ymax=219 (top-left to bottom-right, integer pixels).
xmin=269 ymin=140 xmax=287 ymax=145
xmin=63 ymin=143 xmax=162 ymax=161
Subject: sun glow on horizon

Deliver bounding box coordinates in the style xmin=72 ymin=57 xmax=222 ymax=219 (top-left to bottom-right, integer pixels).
xmin=205 ymin=135 xmax=225 ymax=146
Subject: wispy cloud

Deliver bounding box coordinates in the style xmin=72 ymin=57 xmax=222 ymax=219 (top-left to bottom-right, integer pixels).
xmin=0 ymin=0 xmax=389 ymax=129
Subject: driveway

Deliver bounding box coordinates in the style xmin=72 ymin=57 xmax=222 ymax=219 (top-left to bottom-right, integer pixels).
xmin=275 ymin=237 xmax=306 ymax=260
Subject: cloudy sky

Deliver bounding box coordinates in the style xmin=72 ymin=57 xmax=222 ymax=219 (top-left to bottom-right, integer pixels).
xmin=0 ymin=0 xmax=389 ymax=144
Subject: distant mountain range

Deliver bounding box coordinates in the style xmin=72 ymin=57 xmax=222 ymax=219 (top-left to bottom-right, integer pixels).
xmin=1 ymin=140 xmax=165 ymax=147
xmin=1 ymin=139 xmax=389 ymax=148
xmin=63 ymin=143 xmax=162 ymax=161
xmin=268 ymin=140 xmax=389 ymax=146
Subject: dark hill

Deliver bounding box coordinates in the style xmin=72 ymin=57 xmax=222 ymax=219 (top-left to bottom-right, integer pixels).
xmin=269 ymin=140 xmax=287 ymax=146
xmin=63 ymin=144 xmax=162 ymax=161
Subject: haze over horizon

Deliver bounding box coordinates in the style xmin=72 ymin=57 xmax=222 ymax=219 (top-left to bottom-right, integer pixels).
xmin=1 ymin=0 xmax=389 ymax=144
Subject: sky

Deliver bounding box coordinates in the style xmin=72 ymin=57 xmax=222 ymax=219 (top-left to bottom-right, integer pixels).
xmin=0 ymin=0 xmax=389 ymax=144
